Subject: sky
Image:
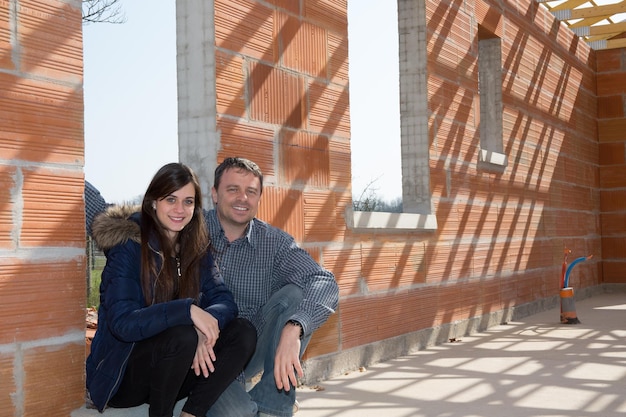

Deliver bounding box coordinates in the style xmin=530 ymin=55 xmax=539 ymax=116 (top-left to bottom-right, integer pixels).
xmin=83 ymin=1 xmax=401 ymax=204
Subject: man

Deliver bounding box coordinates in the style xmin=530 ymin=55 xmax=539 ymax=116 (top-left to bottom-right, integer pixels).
xmin=84 ymin=180 xmax=107 ymax=237
xmin=204 ymin=157 xmax=339 ymax=417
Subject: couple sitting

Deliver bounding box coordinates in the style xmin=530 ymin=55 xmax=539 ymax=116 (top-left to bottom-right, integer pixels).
xmin=86 ymin=157 xmax=339 ymax=417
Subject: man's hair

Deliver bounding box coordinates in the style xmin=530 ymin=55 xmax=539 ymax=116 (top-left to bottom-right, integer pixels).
xmin=214 ymin=157 xmax=264 ymax=194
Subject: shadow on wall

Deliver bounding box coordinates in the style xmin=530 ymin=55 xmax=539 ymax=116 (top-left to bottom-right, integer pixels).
xmin=331 ymin=0 xmax=600 ymax=357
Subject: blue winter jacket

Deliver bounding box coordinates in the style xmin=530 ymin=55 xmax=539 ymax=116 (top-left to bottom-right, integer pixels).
xmin=85 ymin=207 xmax=237 ymax=412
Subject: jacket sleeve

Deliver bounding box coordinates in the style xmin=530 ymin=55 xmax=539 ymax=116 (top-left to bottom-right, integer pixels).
xmin=198 ymin=252 xmax=238 ymax=330
xmin=102 ymin=242 xmax=194 ymax=342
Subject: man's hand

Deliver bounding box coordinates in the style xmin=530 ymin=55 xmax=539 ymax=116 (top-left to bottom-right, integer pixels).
xmin=273 ymin=323 xmax=304 ymax=391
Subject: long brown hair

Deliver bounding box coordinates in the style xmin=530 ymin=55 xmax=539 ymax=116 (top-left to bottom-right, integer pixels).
xmin=140 ymin=162 xmax=208 ymax=304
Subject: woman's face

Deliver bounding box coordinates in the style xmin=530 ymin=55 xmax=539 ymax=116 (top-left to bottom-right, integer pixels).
xmin=154 ymin=182 xmax=196 ymax=242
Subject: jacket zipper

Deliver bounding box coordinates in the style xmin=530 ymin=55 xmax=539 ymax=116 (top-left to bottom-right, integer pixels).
xmin=103 ymin=341 xmax=135 ymax=408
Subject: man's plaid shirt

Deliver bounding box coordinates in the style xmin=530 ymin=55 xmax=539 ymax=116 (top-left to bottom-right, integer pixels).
xmin=204 ymin=209 xmax=339 ymax=338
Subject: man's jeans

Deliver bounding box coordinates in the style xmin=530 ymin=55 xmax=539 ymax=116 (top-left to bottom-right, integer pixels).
xmin=205 ymin=284 xmax=311 ymax=417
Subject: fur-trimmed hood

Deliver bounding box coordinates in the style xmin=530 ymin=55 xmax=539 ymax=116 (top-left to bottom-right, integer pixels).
xmin=91 ymin=205 xmax=142 ymax=251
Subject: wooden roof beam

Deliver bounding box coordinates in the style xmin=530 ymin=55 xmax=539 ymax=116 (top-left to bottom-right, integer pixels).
xmin=569 ymin=16 xmax=605 ymax=28
xmin=589 ymin=37 xmax=626 ymax=49
xmin=551 ymin=1 xmax=626 ymax=20
xmin=571 ymin=20 xmax=626 ymax=36
xmin=549 ymin=0 xmax=593 ymax=12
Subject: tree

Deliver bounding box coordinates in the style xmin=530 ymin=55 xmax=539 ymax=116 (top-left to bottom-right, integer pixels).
xmin=82 ymin=0 xmax=126 ymax=24
xmin=352 ymin=177 xmax=402 ymax=213
xmin=352 ymin=177 xmax=382 ymax=212
xmin=377 ymin=196 xmax=403 ymax=213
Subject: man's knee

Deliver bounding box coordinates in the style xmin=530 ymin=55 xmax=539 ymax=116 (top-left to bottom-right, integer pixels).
xmin=271 ymin=284 xmax=303 ymax=311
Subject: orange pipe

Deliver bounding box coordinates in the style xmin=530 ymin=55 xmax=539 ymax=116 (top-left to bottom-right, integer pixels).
xmin=560 ymin=248 xmax=571 ymax=289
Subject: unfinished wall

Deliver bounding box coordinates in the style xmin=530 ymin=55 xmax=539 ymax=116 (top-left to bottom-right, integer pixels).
xmin=177 ymin=0 xmax=350 ymax=362
xmin=597 ymin=48 xmax=626 ymax=283
xmin=0 ymin=0 xmax=621 ymax=414
xmin=337 ymin=0 xmax=602 ymax=359
xmin=0 ymin=0 xmax=86 ymax=415
xmin=175 ymin=0 xmax=606 ymax=382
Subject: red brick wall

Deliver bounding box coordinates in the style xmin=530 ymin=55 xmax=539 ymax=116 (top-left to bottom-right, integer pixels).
xmin=322 ymin=0 xmax=604 ymax=354
xmin=211 ymin=0 xmax=605 ymax=360
xmin=597 ymin=48 xmax=626 ymax=283
xmin=0 ymin=0 xmax=85 ymax=415
xmin=1 ymin=0 xmax=623 ymax=413
xmin=212 ymin=0 xmax=350 ymax=359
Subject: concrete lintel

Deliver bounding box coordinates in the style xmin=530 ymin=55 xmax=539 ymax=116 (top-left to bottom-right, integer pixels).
xmin=346 ymin=208 xmax=438 ymax=231
xmin=479 ymin=149 xmax=507 ymax=166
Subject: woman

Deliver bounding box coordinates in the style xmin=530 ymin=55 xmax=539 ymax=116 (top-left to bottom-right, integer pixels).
xmin=86 ymin=162 xmax=256 ymax=417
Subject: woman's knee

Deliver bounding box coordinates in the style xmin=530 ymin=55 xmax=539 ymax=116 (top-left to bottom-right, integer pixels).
xmin=227 ymin=318 xmax=258 ymax=349
xmin=159 ymin=325 xmax=198 ymax=355
xmin=165 ymin=325 xmax=197 ymax=342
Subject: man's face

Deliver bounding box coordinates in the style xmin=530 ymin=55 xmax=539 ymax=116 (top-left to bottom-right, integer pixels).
xmin=211 ymin=168 xmax=261 ymax=228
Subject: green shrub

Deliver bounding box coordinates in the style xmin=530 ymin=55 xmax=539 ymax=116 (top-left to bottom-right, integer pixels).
xmin=88 ymin=268 xmax=102 ymax=308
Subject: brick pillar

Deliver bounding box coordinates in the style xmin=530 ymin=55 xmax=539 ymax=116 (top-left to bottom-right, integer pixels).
xmin=597 ymin=48 xmax=626 ymax=283
xmin=0 ymin=0 xmax=86 ymax=414
xmin=177 ymin=0 xmax=350 ymax=360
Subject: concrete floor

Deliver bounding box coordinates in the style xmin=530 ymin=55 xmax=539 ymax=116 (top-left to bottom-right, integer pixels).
xmin=295 ymin=291 xmax=626 ymax=417
xmin=72 ymin=290 xmax=626 ymax=417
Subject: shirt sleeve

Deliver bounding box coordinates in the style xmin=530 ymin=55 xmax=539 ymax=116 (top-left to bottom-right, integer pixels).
xmin=272 ymin=231 xmax=339 ymax=337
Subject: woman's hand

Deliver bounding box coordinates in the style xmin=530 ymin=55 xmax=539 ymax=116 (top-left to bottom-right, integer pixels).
xmin=192 ymin=328 xmax=214 ymax=377
xmin=190 ymin=304 xmax=220 ymax=377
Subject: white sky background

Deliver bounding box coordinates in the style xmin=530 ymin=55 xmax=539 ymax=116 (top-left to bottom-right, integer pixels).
xmin=83 ymin=0 xmax=402 ymax=204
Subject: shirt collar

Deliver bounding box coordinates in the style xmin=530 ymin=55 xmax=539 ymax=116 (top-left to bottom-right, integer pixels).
xmin=207 ymin=209 xmax=255 ymax=247
xmin=245 ymin=219 xmax=255 ymax=245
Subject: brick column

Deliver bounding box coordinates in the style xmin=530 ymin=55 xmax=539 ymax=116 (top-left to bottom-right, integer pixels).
xmin=0 ymin=1 xmax=86 ymax=414
xmin=597 ymin=48 xmax=626 ymax=283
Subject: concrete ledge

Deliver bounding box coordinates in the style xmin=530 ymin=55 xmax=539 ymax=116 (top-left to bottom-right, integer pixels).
xmin=346 ymin=209 xmax=438 ymax=231
xmin=72 ymin=400 xmax=185 ymax=417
